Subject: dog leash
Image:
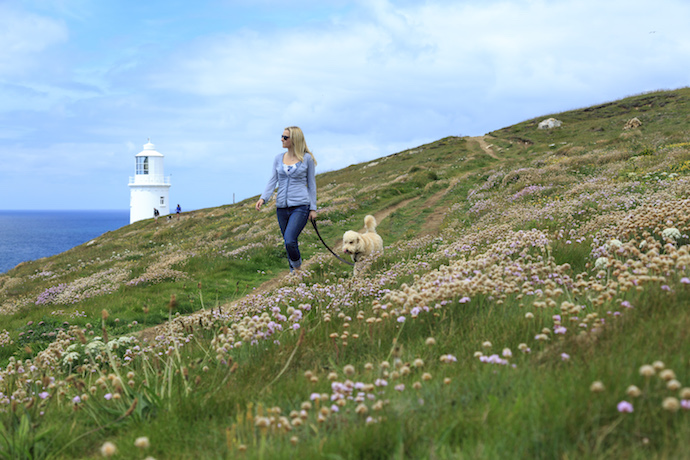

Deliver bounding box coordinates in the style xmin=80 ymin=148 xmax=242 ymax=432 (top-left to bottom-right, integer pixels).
xmin=311 ymin=219 xmax=355 ymax=266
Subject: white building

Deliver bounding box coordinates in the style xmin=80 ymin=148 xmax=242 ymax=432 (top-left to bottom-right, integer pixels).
xmin=128 ymin=140 xmax=171 ymax=224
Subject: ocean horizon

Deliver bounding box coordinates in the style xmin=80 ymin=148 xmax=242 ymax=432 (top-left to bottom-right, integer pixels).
xmin=0 ymin=210 xmax=130 ymax=274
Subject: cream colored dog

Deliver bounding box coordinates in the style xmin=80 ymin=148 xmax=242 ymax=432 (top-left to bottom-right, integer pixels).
xmin=342 ymin=215 xmax=384 ymax=264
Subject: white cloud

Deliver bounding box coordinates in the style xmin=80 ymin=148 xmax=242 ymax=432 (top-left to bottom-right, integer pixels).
xmin=138 ymin=0 xmax=690 ymax=129
xmin=0 ymin=4 xmax=68 ymax=77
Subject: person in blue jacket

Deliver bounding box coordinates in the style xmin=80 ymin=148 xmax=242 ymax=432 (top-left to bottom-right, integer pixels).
xmin=255 ymin=126 xmax=317 ymax=273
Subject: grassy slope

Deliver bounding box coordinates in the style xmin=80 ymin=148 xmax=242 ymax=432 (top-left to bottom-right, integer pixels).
xmin=0 ymin=88 xmax=689 ymax=459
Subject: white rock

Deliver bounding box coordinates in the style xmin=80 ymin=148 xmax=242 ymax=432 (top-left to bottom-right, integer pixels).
xmin=538 ymin=118 xmax=562 ymax=129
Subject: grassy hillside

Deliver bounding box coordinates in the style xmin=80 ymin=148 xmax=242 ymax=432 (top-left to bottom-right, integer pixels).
xmin=1 ymin=88 xmax=690 ymax=459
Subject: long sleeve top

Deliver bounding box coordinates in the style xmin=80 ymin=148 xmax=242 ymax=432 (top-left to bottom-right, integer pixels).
xmin=260 ymin=152 xmax=317 ymax=211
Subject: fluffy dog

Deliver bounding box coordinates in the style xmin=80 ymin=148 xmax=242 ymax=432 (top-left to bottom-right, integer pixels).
xmin=342 ymin=215 xmax=384 ymax=264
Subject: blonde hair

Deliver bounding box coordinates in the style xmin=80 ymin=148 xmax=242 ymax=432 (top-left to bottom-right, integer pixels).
xmin=285 ymin=126 xmax=317 ymax=165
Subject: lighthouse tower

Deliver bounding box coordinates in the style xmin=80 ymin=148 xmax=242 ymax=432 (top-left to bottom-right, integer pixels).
xmin=128 ymin=140 xmax=171 ymax=224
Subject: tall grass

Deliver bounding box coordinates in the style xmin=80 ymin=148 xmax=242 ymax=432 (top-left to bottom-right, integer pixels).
xmin=0 ymin=88 xmax=690 ymax=458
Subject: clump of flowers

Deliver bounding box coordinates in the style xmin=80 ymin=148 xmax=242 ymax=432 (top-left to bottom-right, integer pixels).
xmin=127 ymin=250 xmax=193 ymax=286
xmin=662 ymin=227 xmax=682 ymax=241
xmin=509 ymin=185 xmax=549 ymax=202
xmin=0 ymin=329 xmax=13 ymax=347
xmin=35 ymin=283 xmax=68 ymax=305
xmin=36 ymin=268 xmax=130 ymax=306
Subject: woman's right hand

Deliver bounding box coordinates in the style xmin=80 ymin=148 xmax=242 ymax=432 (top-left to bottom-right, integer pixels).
xmin=255 ymin=198 xmax=265 ymax=211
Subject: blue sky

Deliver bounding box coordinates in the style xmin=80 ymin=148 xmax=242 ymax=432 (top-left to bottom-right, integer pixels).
xmin=1 ymin=0 xmax=688 ymax=211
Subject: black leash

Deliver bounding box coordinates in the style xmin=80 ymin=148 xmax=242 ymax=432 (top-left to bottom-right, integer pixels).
xmin=311 ymin=219 xmax=355 ymax=266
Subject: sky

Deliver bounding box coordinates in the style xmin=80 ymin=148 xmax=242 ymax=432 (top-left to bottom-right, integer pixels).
xmin=0 ymin=0 xmax=688 ymax=211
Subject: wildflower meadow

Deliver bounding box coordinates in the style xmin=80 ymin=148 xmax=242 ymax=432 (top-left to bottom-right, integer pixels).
xmin=0 ymin=89 xmax=689 ymax=458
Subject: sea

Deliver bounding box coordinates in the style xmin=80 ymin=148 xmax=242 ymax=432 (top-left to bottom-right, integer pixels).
xmin=0 ymin=210 xmax=130 ymax=274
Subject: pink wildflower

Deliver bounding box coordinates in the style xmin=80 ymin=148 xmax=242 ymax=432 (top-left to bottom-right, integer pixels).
xmin=617 ymin=401 xmax=633 ymax=413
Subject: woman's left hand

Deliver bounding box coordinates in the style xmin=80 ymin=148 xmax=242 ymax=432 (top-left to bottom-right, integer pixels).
xmin=309 ymin=210 xmax=317 ymax=221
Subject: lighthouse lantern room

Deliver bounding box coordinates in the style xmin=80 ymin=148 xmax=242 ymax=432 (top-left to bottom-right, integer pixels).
xmin=129 ymin=140 xmax=171 ymax=224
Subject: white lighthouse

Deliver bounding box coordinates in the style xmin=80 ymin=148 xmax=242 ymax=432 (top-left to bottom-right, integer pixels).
xmin=128 ymin=140 xmax=171 ymax=224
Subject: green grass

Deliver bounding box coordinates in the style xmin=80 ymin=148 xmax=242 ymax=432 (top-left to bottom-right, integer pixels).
xmin=1 ymin=88 xmax=690 ymax=459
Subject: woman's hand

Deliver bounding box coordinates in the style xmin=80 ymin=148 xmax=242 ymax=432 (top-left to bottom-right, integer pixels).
xmin=255 ymin=199 xmax=265 ymax=211
xmin=309 ymin=210 xmax=317 ymax=221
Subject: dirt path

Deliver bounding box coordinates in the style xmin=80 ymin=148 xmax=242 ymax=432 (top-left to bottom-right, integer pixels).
xmin=412 ymin=135 xmax=500 ymax=235
xmin=469 ymin=135 xmax=499 ymax=159
xmin=418 ymin=185 xmax=452 ymax=236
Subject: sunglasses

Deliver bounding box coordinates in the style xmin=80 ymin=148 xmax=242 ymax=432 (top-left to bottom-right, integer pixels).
xmin=281 ymin=135 xmax=290 ymax=140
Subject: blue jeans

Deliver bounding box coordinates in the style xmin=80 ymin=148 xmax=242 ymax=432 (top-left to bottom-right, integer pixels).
xmin=276 ymin=205 xmax=310 ymax=271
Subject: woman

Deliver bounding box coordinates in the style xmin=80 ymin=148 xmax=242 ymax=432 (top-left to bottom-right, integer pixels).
xmin=255 ymin=126 xmax=317 ymax=273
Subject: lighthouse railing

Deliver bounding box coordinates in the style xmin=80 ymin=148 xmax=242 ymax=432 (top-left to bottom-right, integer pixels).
xmin=128 ymin=175 xmax=171 ymax=185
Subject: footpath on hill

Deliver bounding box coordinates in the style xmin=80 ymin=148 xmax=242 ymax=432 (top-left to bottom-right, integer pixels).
xmin=137 ymin=136 xmax=498 ymax=341
xmin=470 ymin=135 xmax=499 ymax=159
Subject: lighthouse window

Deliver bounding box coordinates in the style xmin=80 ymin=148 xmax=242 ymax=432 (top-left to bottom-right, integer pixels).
xmin=136 ymin=157 xmax=149 ymax=175
xmin=160 ymin=197 xmax=165 ymax=205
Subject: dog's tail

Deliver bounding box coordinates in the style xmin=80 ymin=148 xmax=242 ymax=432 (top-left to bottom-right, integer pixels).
xmin=364 ymin=215 xmax=377 ymax=233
